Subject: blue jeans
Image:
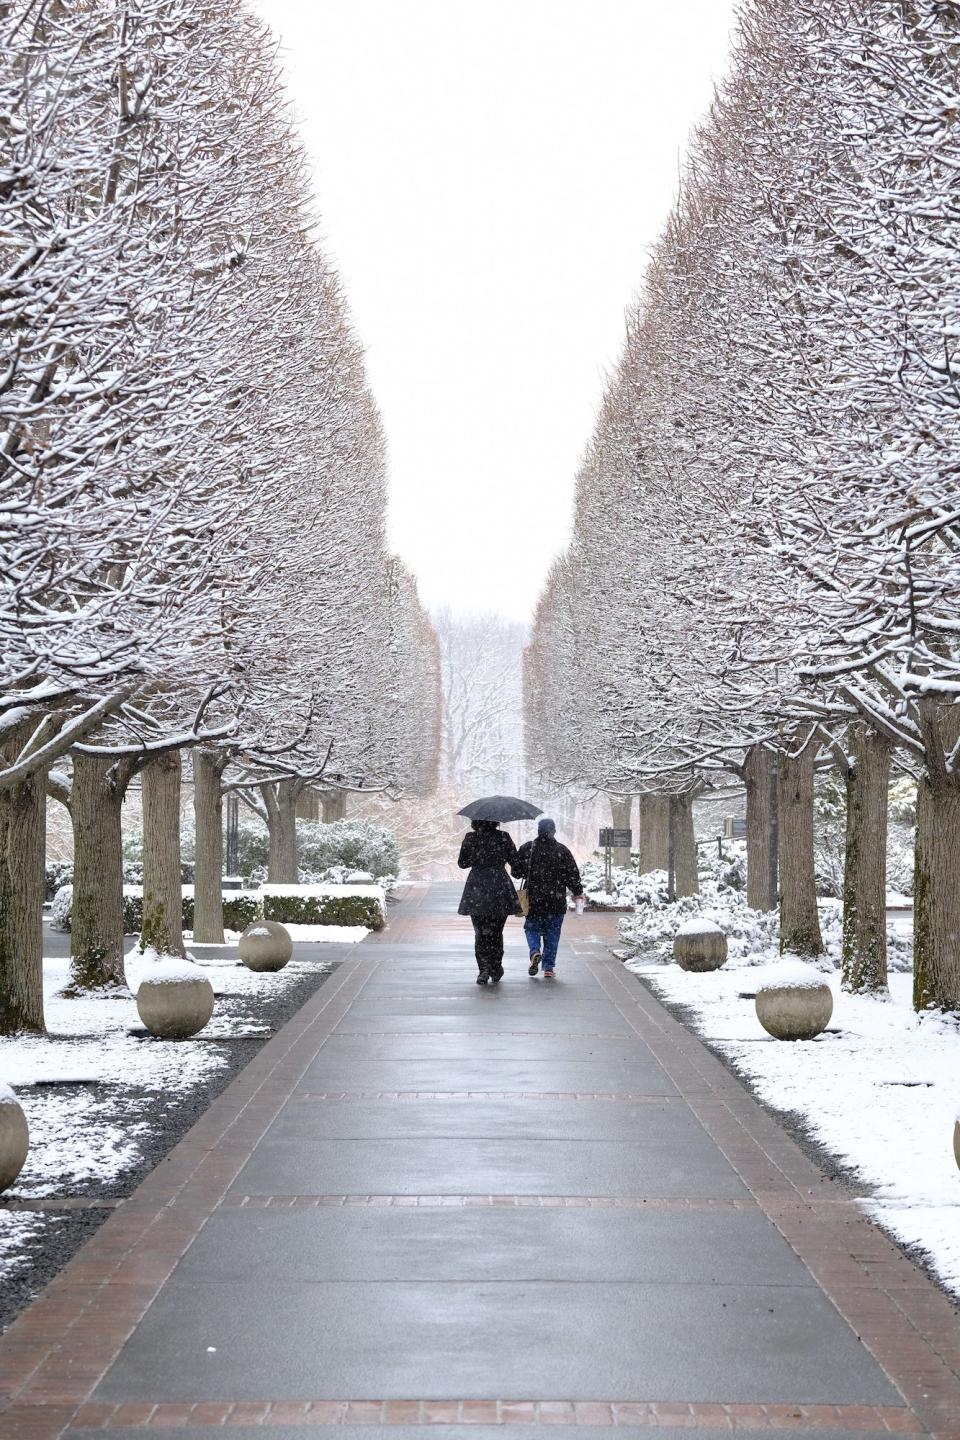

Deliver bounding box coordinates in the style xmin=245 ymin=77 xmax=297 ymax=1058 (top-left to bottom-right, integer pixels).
xmin=524 ymin=914 xmax=564 ymax=971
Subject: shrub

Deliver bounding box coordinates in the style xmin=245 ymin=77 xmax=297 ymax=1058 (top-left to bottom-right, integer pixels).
xmin=263 ymin=887 xmax=385 ymax=931
xmin=45 ymin=861 xmax=73 ymax=902
xmin=221 ymin=894 xmax=264 ymax=931
xmin=122 ymin=890 xmax=144 ymax=934
xmin=51 ymin=884 xmax=73 ymax=932
xmin=718 ymin=851 xmax=746 ymax=892
xmin=814 ymin=777 xmax=846 ymax=898
xmin=121 ymin=816 xmax=399 ymax=889
xmin=295 ymin=819 xmax=399 ymax=880
xmin=236 ymin=820 xmax=269 ymax=880
xmin=889 ymin=775 xmax=917 ymax=825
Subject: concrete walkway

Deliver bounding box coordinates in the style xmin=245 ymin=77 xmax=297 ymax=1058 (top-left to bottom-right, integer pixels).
xmin=3 ymin=885 xmax=960 ymax=1439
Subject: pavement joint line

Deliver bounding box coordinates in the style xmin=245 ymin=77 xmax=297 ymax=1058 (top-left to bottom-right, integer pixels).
xmin=56 ymin=1397 xmax=926 ymax=1431
xmin=590 ymin=957 xmax=960 ymax=1434
xmin=329 ymin=1032 xmax=633 ymax=1039
xmin=222 ymin=1194 xmax=758 ymax=1210
xmin=290 ymin=1091 xmax=685 ymax=1102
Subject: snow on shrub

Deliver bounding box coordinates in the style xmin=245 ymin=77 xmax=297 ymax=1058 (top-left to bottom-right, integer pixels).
xmin=619 ymin=850 xmax=912 ymax=975
xmin=621 ymin=884 xmax=779 ymax=962
xmin=59 ymin=881 xmax=385 ymax=937
xmin=45 ymin=861 xmax=73 ymax=903
xmin=618 ymin=846 xmax=779 ymax=962
xmin=49 ymin=888 xmax=265 ymax=936
xmin=888 ymin=776 xmax=917 ymax=825
xmin=579 ymin=855 xmax=668 ymax=909
xmin=261 ymin=883 xmax=385 ymax=931
xmin=50 ymin=885 xmax=73 ymax=933
xmin=126 ymin=816 xmax=402 ymax=888
xmin=295 ymin=820 xmax=399 ymax=882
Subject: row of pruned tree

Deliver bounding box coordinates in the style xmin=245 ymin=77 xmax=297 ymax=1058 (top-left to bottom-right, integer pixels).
xmin=525 ymin=0 xmax=960 ymax=1009
xmin=1 ymin=0 xmax=440 ymax=1033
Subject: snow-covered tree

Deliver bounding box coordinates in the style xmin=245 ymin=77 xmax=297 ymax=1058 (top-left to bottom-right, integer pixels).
xmin=527 ymin=0 xmax=960 ymax=1005
xmin=1 ymin=0 xmax=442 ymax=1013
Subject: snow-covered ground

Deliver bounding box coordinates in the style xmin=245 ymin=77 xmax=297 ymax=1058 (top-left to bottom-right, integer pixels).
xmin=185 ymin=925 xmax=368 ymax=946
xmin=625 ymin=906 xmax=960 ymax=1301
xmin=0 ymin=941 xmax=339 ymax=1290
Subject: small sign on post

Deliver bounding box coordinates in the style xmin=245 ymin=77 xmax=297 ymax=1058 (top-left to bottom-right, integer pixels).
xmin=599 ymin=829 xmax=632 ymax=895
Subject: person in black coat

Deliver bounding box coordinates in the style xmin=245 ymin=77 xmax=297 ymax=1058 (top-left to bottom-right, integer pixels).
xmin=512 ymin=818 xmax=583 ymax=978
xmin=457 ymin=819 xmax=521 ymax=984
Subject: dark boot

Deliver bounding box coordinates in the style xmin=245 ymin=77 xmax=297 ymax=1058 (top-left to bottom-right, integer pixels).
xmin=476 ymin=969 xmax=489 ymax=985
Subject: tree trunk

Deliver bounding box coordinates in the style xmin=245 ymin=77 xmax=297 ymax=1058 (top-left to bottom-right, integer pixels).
xmin=193 ymin=748 xmax=226 ymax=944
xmin=608 ymin=794 xmax=632 ymax=868
xmin=141 ymin=750 xmax=185 ymax=956
xmin=296 ymin=787 xmax=321 ymax=822
xmin=841 ymin=726 xmax=889 ymax=995
xmin=320 ymin=789 xmax=346 ymax=824
xmin=638 ymin=794 xmax=669 ymax=873
xmin=70 ymin=753 xmax=130 ymax=990
xmin=777 ymin=737 xmax=824 ymax=956
xmin=0 ymin=724 xmax=46 ymax=1034
xmin=264 ymin=779 xmax=299 ymax=883
xmin=672 ymin=795 xmax=699 ymax=898
xmin=913 ymin=777 xmax=960 ymax=1011
xmin=744 ymin=746 xmax=777 ymax=912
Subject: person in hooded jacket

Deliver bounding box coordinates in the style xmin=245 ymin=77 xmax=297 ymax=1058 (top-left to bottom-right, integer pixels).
xmin=457 ymin=819 xmax=521 ymax=984
xmin=512 ymin=817 xmax=584 ymax=979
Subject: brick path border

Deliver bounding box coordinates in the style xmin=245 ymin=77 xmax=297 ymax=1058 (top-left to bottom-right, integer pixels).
xmin=63 ymin=1397 xmax=924 ymax=1431
xmin=591 ymin=960 xmax=960 ymax=1438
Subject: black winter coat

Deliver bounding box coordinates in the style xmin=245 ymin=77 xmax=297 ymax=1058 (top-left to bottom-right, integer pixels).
xmin=513 ymin=836 xmax=583 ymax=918
xmin=457 ymin=828 xmax=521 ymax=919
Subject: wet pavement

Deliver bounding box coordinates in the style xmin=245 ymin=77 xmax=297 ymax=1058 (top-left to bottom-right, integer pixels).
xmin=4 ymin=885 xmax=959 ymax=1438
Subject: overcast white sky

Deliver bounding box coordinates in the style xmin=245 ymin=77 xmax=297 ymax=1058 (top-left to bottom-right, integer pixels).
xmin=253 ymin=1 xmax=738 ymax=621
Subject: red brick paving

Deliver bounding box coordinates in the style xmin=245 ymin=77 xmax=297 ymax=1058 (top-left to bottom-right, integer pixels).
xmin=39 ymin=1398 xmax=932 ymax=1430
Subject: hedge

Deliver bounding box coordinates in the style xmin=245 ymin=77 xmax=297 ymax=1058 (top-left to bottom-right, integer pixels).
xmin=262 ymin=888 xmax=385 ymax=931
xmin=121 ymin=890 xmax=263 ymax=935
xmin=118 ymin=885 xmax=383 ymax=934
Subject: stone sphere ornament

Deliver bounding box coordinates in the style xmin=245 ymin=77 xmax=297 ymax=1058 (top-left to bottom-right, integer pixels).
xmin=673 ymin=920 xmax=728 ymax=972
xmin=0 ymin=1085 xmax=29 ymax=1193
xmin=136 ymin=957 xmax=214 ymax=1039
xmin=755 ymin=961 xmax=833 ymax=1041
xmin=239 ymin=919 xmax=293 ymax=973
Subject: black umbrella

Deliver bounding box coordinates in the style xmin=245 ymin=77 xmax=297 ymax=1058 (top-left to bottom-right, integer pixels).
xmin=457 ymin=795 xmax=543 ymax=822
